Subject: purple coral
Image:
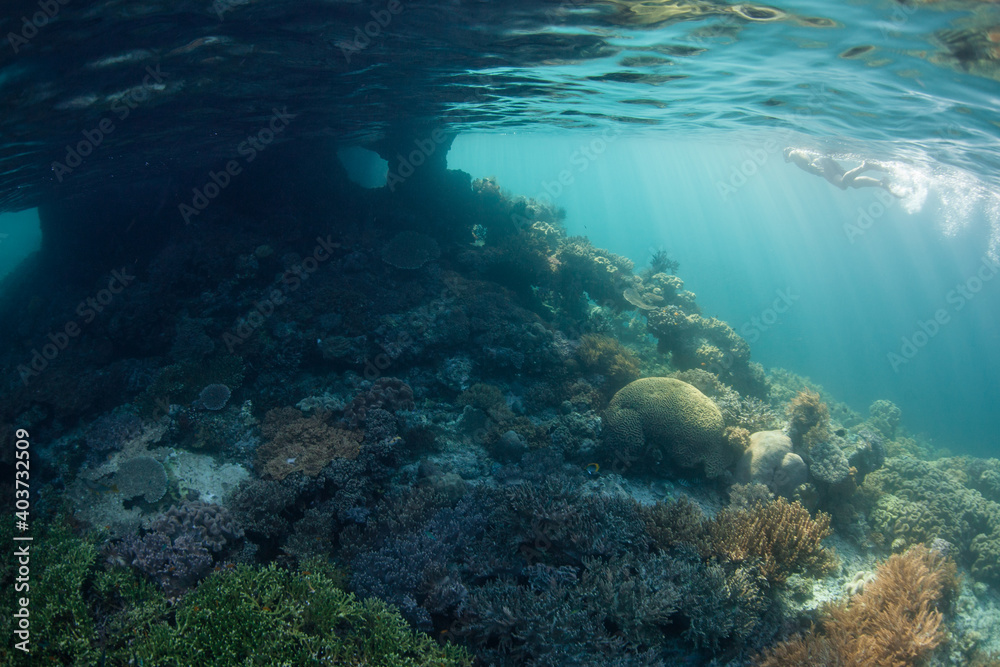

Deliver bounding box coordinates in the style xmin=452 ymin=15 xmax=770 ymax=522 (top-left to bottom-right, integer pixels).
xmin=122 ymin=532 xmax=214 ymax=595
xmin=121 ymin=501 xmax=243 ymax=594
xmin=345 ymin=377 xmax=415 ymax=427
xmin=85 ymin=409 xmax=143 ymax=452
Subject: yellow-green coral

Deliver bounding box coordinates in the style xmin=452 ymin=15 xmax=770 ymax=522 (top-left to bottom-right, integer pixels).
xmin=577 ymin=333 xmax=641 ymax=393
xmin=862 ymin=456 xmax=1000 ymax=587
xmin=603 ymin=377 xmax=728 ymax=477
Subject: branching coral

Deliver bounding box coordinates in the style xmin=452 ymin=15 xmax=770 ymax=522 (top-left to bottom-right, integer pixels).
xmin=138 ymin=562 xmax=472 ymax=666
xmin=755 ymin=545 xmax=956 ymax=666
xmin=577 ymin=333 xmax=641 ymax=393
xmin=708 ymin=496 xmax=836 ymax=584
xmin=257 ymin=407 xmax=362 ymax=480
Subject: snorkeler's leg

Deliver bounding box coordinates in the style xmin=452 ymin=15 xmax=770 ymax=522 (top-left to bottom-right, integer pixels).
xmin=845 ymin=175 xmax=886 ymax=189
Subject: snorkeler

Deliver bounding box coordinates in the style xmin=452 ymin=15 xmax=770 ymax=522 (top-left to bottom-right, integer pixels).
xmin=783 ymin=147 xmax=900 ymax=196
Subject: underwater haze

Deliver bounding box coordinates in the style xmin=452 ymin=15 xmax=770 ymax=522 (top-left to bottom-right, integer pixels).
xmin=3 ymin=0 xmax=1000 ymax=665
xmin=451 ymin=134 xmax=1000 ymax=456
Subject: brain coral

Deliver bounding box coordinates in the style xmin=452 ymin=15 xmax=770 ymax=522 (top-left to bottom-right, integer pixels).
xmin=603 ymin=377 xmax=728 ymax=477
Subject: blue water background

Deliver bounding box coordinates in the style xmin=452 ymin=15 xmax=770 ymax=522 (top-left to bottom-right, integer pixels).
xmin=451 ymin=134 xmax=1000 ymax=457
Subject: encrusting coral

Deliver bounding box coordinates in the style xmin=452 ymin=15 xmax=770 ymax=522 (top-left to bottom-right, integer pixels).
xmin=755 ymin=544 xmax=957 ymax=666
xmin=256 ymin=407 xmax=362 ymax=480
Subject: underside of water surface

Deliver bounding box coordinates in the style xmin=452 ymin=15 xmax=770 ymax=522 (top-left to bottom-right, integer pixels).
xmin=2 ymin=1 xmax=1000 ymax=665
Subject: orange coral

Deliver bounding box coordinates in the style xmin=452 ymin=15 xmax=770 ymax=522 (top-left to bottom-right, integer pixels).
xmin=756 ymin=545 xmax=957 ymax=667
xmin=724 ymin=425 xmax=752 ymax=453
xmin=708 ymin=497 xmax=836 ymax=583
xmin=256 ymin=407 xmax=362 ymax=481
xmin=787 ymin=389 xmax=830 ymax=449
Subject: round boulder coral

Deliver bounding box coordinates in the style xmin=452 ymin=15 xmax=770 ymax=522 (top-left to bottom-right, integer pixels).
xmin=603 ymin=377 xmax=727 ymax=477
xmin=736 ymin=430 xmax=808 ymax=498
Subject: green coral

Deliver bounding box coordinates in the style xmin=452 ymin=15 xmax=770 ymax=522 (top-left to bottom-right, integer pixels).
xmin=0 ymin=519 xmax=470 ymax=666
xmin=603 ymin=377 xmax=728 ymax=477
xmin=137 ymin=562 xmax=471 ymax=666
xmin=863 ymin=456 xmax=1000 ymax=588
xmin=0 ymin=519 xmax=101 ymax=665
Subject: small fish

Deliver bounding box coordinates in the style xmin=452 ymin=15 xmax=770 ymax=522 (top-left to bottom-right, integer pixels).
xmin=585 ymin=462 xmax=600 ymax=475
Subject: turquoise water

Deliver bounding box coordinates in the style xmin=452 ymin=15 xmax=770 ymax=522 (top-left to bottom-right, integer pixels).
xmin=4 ymin=0 xmax=1000 ymax=663
xmin=450 ymin=134 xmax=1000 ymax=455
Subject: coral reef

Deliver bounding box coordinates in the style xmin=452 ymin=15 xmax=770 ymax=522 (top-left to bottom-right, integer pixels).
xmin=7 ymin=151 xmax=997 ymax=667
xmin=863 ymin=456 xmax=1000 ymax=587
xmin=138 ymin=562 xmax=471 ymax=666
xmin=84 ymin=407 xmax=143 ymax=451
xmin=344 ymin=377 xmax=415 ymax=427
xmin=708 ymin=496 xmax=836 ymax=584
xmin=602 ymin=377 xmax=729 ymax=478
xmin=786 ymin=389 xmax=830 ymax=449
xmin=113 ymin=455 xmax=168 ymax=503
xmin=755 ymin=545 xmax=956 ymax=666
xmin=256 ymin=407 xmax=362 ymax=480
xmin=122 ymin=501 xmax=243 ymax=594
xmin=737 ymin=430 xmax=808 ymax=498
xmin=381 ymin=230 xmax=442 ymax=269
xmin=577 ymin=333 xmax=641 ymax=394
xmin=868 ymin=399 xmax=903 ymax=439
xmin=0 ymin=518 xmax=469 ymax=666
xmin=196 ymin=383 xmax=232 ymax=410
